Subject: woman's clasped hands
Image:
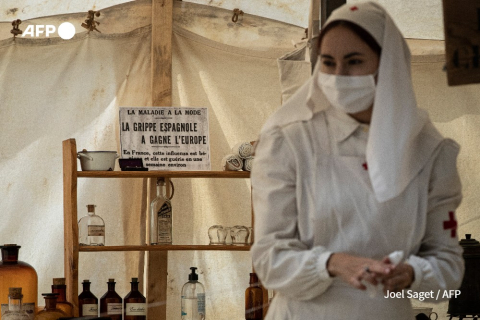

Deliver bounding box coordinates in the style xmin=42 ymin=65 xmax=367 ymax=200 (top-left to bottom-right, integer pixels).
xmin=326 ymin=252 xmax=415 ymax=294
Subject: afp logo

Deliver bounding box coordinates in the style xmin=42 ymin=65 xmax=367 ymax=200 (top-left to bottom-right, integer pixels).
xmin=22 ymin=22 xmax=76 ymax=40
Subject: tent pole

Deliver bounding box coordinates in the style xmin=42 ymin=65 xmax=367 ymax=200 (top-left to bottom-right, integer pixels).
xmin=309 ymin=0 xmax=321 ymax=69
xmin=148 ymin=1 xmax=173 ymax=320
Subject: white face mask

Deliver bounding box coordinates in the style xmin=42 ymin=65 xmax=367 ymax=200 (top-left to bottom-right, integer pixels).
xmin=317 ymin=71 xmax=376 ymax=114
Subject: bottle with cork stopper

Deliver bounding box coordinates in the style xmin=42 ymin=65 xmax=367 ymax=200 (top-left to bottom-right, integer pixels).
xmin=2 ymin=288 xmax=30 ymax=320
xmin=78 ymin=279 xmax=98 ymax=317
xmin=51 ymin=278 xmax=73 ymax=317
xmin=100 ymin=278 xmax=122 ymax=319
xmin=78 ymin=204 xmax=105 ymax=246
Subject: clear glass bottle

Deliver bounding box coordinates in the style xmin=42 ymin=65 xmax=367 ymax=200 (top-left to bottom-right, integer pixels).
xmin=2 ymin=288 xmax=30 ymax=320
xmin=0 ymin=244 xmax=38 ymax=320
xmin=100 ymin=279 xmax=122 ymax=319
xmin=123 ymin=278 xmax=146 ymax=320
xmin=34 ymin=294 xmax=67 ymax=320
xmin=51 ymin=278 xmax=73 ymax=317
xmin=78 ymin=205 xmax=105 ymax=246
xmin=150 ymin=178 xmax=172 ymax=245
xmin=245 ymin=273 xmax=263 ymax=320
xmin=78 ymin=280 xmax=98 ymax=318
xmin=181 ymin=267 xmax=205 ymax=320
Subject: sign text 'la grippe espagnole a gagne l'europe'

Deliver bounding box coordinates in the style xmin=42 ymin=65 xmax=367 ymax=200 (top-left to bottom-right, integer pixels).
xmin=119 ymin=107 xmax=210 ymax=170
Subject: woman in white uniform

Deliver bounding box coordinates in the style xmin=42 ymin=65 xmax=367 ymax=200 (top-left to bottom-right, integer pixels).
xmin=251 ymin=2 xmax=464 ymax=319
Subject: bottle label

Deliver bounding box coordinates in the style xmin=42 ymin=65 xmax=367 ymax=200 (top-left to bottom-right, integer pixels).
xmin=126 ymin=303 xmax=147 ymax=316
xmin=107 ymin=303 xmax=123 ymax=315
xmin=1 ymin=302 xmax=35 ymax=319
xmin=157 ymin=202 xmax=172 ymax=243
xmin=197 ymin=293 xmax=205 ymax=315
xmin=88 ymin=225 xmax=105 ymax=236
xmin=82 ymin=304 xmax=98 ymax=315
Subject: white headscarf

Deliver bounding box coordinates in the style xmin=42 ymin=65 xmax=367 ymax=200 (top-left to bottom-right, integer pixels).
xmin=261 ymin=2 xmax=443 ymax=202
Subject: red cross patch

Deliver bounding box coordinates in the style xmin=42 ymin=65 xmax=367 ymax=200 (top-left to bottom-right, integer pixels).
xmin=350 ymin=6 xmax=359 ymax=11
xmin=443 ymin=211 xmax=457 ymax=238
xmin=362 ymin=162 xmax=368 ymax=171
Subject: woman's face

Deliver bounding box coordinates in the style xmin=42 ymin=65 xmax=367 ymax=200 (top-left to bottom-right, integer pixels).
xmin=319 ymin=25 xmax=380 ymax=76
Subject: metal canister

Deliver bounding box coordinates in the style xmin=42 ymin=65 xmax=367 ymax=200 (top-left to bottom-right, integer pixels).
xmin=448 ymin=234 xmax=480 ymax=316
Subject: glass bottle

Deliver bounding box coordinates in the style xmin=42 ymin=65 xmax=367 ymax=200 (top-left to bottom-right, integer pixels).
xmin=150 ymin=178 xmax=172 ymax=245
xmin=123 ymin=278 xmax=146 ymax=320
xmin=51 ymin=278 xmax=73 ymax=317
xmin=2 ymin=288 xmax=30 ymax=320
xmin=245 ymin=273 xmax=263 ymax=320
xmin=78 ymin=280 xmax=98 ymax=318
xmin=100 ymin=279 xmax=122 ymax=319
xmin=78 ymin=204 xmax=105 ymax=246
xmin=34 ymin=294 xmax=67 ymax=320
xmin=0 ymin=244 xmax=38 ymax=320
xmin=181 ymin=267 xmax=205 ymax=320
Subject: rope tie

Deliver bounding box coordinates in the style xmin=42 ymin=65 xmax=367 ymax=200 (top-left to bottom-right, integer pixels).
xmin=81 ymin=10 xmax=101 ymax=33
xmin=11 ymin=19 xmax=22 ymax=40
xmin=232 ymin=8 xmax=244 ymax=23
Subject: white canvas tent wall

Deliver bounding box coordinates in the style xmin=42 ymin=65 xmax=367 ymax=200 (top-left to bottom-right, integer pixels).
xmin=1 ymin=1 xmax=480 ymax=319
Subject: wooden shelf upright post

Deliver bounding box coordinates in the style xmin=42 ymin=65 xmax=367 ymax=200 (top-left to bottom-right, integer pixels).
xmin=63 ymin=138 xmax=80 ymax=316
xmin=149 ymin=0 xmax=173 ymax=319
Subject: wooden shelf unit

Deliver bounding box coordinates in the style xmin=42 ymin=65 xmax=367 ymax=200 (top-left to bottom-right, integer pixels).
xmin=62 ymin=138 xmax=252 ymax=318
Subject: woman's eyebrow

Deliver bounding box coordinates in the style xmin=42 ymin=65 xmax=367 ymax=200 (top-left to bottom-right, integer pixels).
xmin=344 ymin=52 xmax=363 ymax=59
xmin=320 ymin=54 xmax=334 ymax=59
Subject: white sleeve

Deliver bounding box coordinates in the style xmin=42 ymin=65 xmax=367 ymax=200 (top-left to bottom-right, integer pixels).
xmin=250 ymin=128 xmax=333 ymax=301
xmin=407 ymin=140 xmax=464 ymax=302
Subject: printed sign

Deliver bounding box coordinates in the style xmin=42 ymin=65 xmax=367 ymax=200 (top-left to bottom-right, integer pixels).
xmin=119 ymin=107 xmax=210 ymax=170
xmin=443 ymin=0 xmax=480 ymax=85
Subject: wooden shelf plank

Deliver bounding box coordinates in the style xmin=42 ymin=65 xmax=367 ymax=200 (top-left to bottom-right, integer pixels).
xmin=77 ymin=170 xmax=250 ymax=179
xmin=79 ymin=245 xmax=251 ymax=252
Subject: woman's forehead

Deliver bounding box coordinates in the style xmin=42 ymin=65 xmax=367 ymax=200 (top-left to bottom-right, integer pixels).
xmin=320 ymin=26 xmax=376 ymax=56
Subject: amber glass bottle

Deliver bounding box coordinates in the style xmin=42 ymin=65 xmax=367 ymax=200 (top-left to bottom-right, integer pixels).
xmin=100 ymin=279 xmax=122 ymax=319
xmin=245 ymin=273 xmax=263 ymax=320
xmin=78 ymin=280 xmax=98 ymax=318
xmin=123 ymin=278 xmax=146 ymax=320
xmin=51 ymin=278 xmax=73 ymax=317
xmin=0 ymin=244 xmax=38 ymax=320
xmin=34 ymin=294 xmax=67 ymax=320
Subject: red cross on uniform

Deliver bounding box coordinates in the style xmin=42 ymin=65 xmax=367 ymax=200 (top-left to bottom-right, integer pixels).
xmin=350 ymin=6 xmax=359 ymax=11
xmin=443 ymin=211 xmax=457 ymax=238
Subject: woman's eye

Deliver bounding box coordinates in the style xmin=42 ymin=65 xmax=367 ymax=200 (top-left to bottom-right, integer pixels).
xmin=322 ymin=60 xmax=335 ymax=67
xmin=348 ymin=59 xmax=363 ymax=65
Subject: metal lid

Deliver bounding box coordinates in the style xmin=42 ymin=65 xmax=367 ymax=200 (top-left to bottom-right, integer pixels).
xmin=53 ymin=278 xmax=65 ymax=285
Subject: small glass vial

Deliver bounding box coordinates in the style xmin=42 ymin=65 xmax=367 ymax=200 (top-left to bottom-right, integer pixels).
xmin=245 ymin=273 xmax=263 ymax=320
xmin=78 ymin=205 xmax=105 ymax=246
xmin=124 ymin=278 xmax=146 ymax=320
xmin=181 ymin=267 xmax=205 ymax=320
xmin=3 ymin=288 xmax=30 ymax=320
xmin=150 ymin=178 xmax=172 ymax=245
xmin=78 ymin=280 xmax=98 ymax=318
xmin=100 ymin=279 xmax=122 ymax=319
xmin=34 ymin=294 xmax=67 ymax=320
xmin=51 ymin=278 xmax=74 ymax=317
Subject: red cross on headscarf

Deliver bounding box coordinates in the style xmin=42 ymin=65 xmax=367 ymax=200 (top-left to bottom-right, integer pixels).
xmin=362 ymin=162 xmax=368 ymax=171
xmin=350 ymin=6 xmax=359 ymax=11
xmin=443 ymin=211 xmax=457 ymax=238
